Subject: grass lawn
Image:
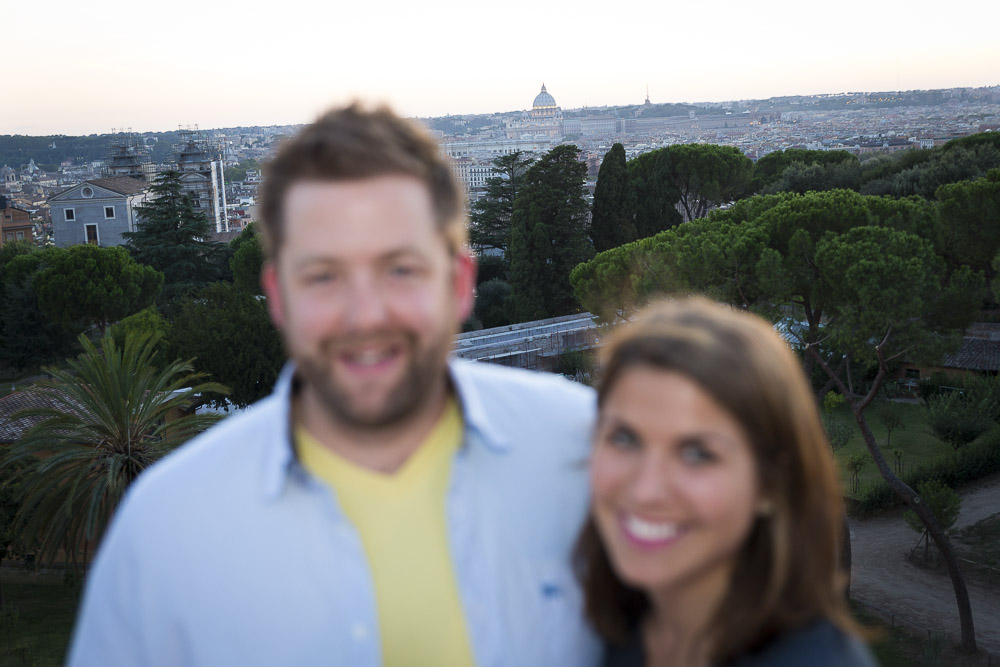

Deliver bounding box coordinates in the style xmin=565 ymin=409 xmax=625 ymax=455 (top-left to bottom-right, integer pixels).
xmin=0 ymin=569 xmax=78 ymax=667
xmin=828 ymin=402 xmax=973 ymax=499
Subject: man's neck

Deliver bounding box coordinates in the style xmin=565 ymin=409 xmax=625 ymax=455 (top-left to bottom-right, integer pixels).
xmin=294 ymin=378 xmax=452 ymax=475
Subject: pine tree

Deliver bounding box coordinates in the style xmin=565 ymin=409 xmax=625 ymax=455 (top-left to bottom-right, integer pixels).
xmin=123 ymin=170 xmax=228 ymax=303
xmin=507 ymin=145 xmax=593 ymax=322
xmin=591 ymin=143 xmax=636 ymax=252
xmin=469 ymin=152 xmax=534 ymax=255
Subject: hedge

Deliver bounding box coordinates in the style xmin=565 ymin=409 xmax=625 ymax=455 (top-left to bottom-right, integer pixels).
xmin=850 ymin=430 xmax=1000 ymax=517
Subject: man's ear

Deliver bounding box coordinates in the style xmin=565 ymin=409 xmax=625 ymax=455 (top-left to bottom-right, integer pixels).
xmin=453 ymin=249 xmax=477 ymax=322
xmin=261 ymin=261 xmax=285 ymax=330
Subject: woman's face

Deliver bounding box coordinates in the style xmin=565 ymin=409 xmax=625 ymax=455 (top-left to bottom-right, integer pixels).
xmin=591 ymin=366 xmax=762 ymax=599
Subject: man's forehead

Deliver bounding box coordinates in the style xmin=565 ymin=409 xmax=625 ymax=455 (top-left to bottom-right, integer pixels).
xmin=283 ymin=175 xmax=433 ymax=210
xmin=277 ymin=176 xmax=452 ymax=260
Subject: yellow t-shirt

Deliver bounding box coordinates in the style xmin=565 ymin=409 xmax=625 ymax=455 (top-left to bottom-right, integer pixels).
xmin=296 ymin=400 xmax=475 ymax=667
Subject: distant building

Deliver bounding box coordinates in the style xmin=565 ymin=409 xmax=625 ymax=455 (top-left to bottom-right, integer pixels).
xmin=1 ymin=165 xmax=19 ymax=191
xmin=0 ymin=195 xmax=32 ymax=246
xmin=449 ymin=157 xmax=497 ymax=193
xmin=504 ymin=84 xmax=564 ymax=139
xmin=48 ymin=176 xmax=150 ymax=248
xmin=105 ymin=132 xmax=156 ymax=182
xmin=176 ymin=132 xmax=229 ymax=233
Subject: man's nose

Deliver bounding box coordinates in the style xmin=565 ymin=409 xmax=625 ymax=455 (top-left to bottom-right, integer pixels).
xmin=343 ymin=274 xmax=389 ymax=330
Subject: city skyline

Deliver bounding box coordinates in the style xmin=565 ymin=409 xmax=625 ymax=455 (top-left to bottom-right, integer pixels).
xmin=5 ymin=0 xmax=999 ymax=135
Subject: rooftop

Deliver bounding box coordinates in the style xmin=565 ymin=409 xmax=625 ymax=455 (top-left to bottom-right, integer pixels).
xmin=86 ymin=176 xmax=149 ymax=195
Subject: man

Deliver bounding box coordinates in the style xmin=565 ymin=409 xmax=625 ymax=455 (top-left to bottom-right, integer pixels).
xmin=69 ymin=104 xmax=600 ymax=666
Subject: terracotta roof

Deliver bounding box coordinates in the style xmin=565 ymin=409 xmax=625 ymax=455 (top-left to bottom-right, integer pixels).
xmin=86 ymin=176 xmax=149 ymax=195
xmin=943 ymin=337 xmax=1000 ymax=372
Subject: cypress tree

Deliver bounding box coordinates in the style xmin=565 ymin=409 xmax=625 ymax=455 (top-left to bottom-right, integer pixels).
xmin=591 ymin=143 xmax=636 ymax=251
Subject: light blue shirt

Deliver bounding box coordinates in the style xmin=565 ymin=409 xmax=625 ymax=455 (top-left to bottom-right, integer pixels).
xmin=69 ymin=360 xmax=600 ymax=666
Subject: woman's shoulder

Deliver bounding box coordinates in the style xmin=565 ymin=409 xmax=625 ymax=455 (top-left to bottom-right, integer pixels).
xmin=727 ymin=618 xmax=877 ymax=667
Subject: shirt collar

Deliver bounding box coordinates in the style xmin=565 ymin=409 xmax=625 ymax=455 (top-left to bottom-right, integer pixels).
xmin=447 ymin=358 xmax=511 ymax=454
xmin=261 ymin=358 xmax=510 ymax=500
xmin=261 ymin=363 xmax=298 ymax=501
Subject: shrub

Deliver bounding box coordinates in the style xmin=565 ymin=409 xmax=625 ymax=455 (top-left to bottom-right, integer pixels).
xmin=851 ymin=430 xmax=1000 ymax=516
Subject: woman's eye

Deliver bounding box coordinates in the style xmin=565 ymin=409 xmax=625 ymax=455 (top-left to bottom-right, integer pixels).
xmin=679 ymin=439 xmax=715 ymax=464
xmin=607 ymin=426 xmax=640 ymax=450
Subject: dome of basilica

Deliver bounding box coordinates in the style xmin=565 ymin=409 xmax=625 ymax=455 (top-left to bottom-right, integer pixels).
xmin=533 ymin=84 xmax=557 ymax=109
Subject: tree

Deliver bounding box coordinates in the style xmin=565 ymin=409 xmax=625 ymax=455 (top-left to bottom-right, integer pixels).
xmin=0 ymin=239 xmax=36 ymax=273
xmin=569 ymin=188 xmax=983 ymax=650
xmin=665 ymin=144 xmax=754 ymax=221
xmin=0 ymin=460 xmax=25 ymax=608
xmin=469 ymin=152 xmax=534 ymax=255
xmin=123 ymin=170 xmax=229 ymax=303
xmin=109 ymin=305 xmax=171 ymax=357
xmin=4 ymin=331 xmax=226 ymax=566
xmin=628 ymin=148 xmax=682 ymax=238
xmin=33 ymin=245 xmax=162 ymax=330
xmin=904 ymin=480 xmax=961 ymax=561
xmin=591 ymin=143 xmax=636 ymax=252
xmin=874 ymin=397 xmax=905 ymax=448
xmin=0 ymin=250 xmax=78 ymax=372
xmin=823 ymin=414 xmax=854 ymax=453
xmin=507 ymin=145 xmax=593 ymax=322
xmin=752 ymin=149 xmax=858 ymax=193
xmin=167 ymin=282 xmax=284 ymax=408
xmin=230 ymin=222 xmax=264 ymax=295
xmin=473 ymin=278 xmax=511 ymax=330
xmin=796 ymin=225 xmax=981 ymax=651
xmin=936 ymin=170 xmax=1000 ymax=289
xmin=925 ymin=391 xmax=996 ymax=450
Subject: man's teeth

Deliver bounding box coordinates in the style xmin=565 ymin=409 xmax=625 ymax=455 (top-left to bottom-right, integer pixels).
xmin=347 ymin=349 xmax=393 ymax=365
xmin=626 ymin=515 xmax=679 ymax=541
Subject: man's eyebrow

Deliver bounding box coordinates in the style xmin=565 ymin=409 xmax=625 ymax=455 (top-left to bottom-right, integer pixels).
xmin=291 ymin=247 xmax=430 ymax=268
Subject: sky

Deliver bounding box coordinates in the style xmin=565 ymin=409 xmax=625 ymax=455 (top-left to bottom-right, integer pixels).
xmin=5 ymin=0 xmax=999 ymax=136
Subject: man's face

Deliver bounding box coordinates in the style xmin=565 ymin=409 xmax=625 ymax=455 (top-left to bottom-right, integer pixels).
xmin=262 ymin=175 xmax=474 ymax=429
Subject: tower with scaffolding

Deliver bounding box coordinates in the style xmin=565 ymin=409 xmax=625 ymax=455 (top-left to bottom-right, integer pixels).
xmin=175 ymin=126 xmax=229 ymax=233
xmin=105 ymin=129 xmax=155 ymax=182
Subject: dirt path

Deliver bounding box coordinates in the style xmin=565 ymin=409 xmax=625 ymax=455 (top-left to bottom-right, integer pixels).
xmin=849 ymin=474 xmax=1000 ymax=654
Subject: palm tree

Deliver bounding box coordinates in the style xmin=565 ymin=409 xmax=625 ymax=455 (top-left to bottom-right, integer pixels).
xmin=3 ymin=330 xmax=228 ymax=567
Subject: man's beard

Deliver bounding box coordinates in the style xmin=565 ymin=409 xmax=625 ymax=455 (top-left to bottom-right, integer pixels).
xmin=294 ymin=329 xmax=453 ymax=430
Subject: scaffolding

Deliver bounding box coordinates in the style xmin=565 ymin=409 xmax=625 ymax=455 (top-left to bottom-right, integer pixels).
xmin=105 ymin=128 xmax=155 ymax=182
xmin=175 ymin=126 xmax=229 ymax=233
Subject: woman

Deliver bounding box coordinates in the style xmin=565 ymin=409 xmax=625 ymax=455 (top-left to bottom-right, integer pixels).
xmin=575 ymin=298 xmax=876 ymax=667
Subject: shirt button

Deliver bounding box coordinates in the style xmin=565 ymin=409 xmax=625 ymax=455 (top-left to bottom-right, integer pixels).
xmin=351 ymin=623 xmax=369 ymax=641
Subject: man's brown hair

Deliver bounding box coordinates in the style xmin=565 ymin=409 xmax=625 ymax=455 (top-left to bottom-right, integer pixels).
xmin=258 ymin=103 xmax=466 ymax=257
xmin=575 ymin=297 xmax=863 ymax=663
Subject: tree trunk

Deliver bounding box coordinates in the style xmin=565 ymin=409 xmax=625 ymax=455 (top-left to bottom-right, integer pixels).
xmin=856 ymin=410 xmax=976 ymax=651
xmin=808 ymin=345 xmax=978 ymax=653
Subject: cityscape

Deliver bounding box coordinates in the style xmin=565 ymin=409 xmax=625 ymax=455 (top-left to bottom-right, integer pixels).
xmin=2 ymin=74 xmax=1000 ymax=665
xmin=2 ymin=83 xmax=999 ymax=246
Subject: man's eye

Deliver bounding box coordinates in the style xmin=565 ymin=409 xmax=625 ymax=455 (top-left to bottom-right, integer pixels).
xmin=388 ymin=264 xmax=418 ymax=278
xmin=607 ymin=427 xmax=640 ymax=450
xmin=679 ymin=439 xmax=715 ymax=464
xmin=305 ymin=271 xmax=337 ymax=284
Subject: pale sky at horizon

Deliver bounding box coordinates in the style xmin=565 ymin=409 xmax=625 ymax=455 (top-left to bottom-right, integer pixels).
xmin=5 ymin=0 xmax=999 ymax=136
